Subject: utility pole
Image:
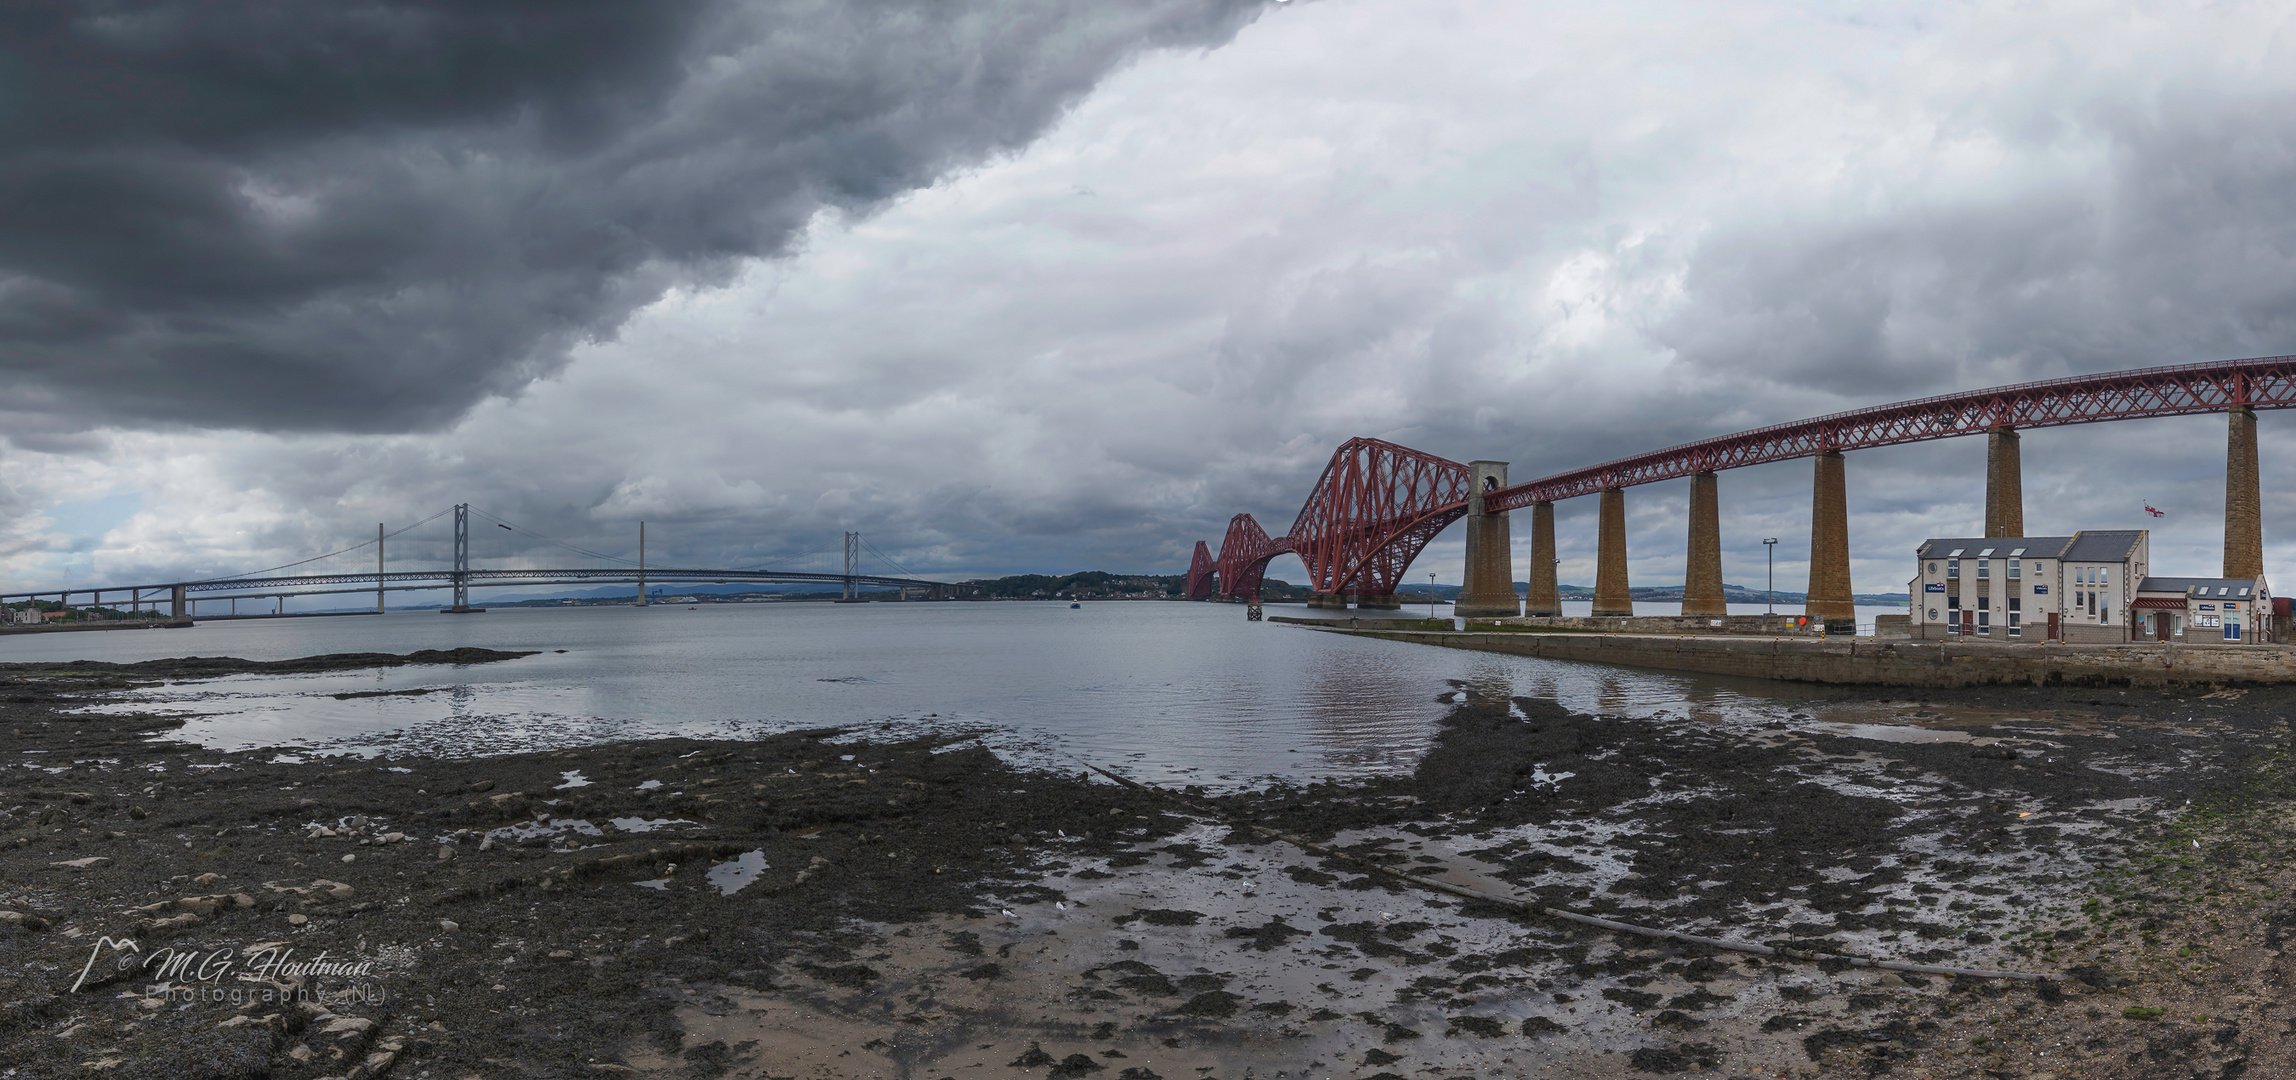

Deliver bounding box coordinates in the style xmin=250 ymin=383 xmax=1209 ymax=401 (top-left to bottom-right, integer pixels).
xmin=1763 ymin=537 xmax=1779 ymax=616
xmin=637 ymin=521 xmax=647 ymax=607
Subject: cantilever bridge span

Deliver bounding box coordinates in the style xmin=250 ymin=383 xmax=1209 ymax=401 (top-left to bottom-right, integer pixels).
xmin=1192 ymin=354 xmax=2296 ymax=620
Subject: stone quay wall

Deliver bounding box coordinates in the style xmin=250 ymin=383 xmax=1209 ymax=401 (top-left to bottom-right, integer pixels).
xmin=1478 ymin=614 xmax=1818 ymax=636
xmin=1329 ymin=626 xmax=2296 ymax=688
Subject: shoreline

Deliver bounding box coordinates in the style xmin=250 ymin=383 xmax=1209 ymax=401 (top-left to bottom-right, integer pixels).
xmin=0 ymin=652 xmax=2290 ymax=1077
xmin=1321 ymin=623 xmax=2296 ymax=688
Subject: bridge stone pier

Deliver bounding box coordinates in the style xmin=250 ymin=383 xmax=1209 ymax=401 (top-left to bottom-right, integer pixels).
xmin=1454 ymin=460 xmax=1522 ymax=618
xmin=1682 ymin=471 xmax=1725 ymax=616
xmin=2227 ymin=406 xmax=2263 ymax=579
xmin=1593 ymin=488 xmax=1633 ymax=616
xmin=1807 ymin=451 xmax=1855 ymax=623
xmin=1985 ymin=427 xmax=2023 ymax=538
xmin=1525 ymin=502 xmax=1560 ymax=616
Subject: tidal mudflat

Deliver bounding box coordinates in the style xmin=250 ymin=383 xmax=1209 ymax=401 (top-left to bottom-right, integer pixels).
xmin=1 ymin=653 xmax=2290 ymax=1078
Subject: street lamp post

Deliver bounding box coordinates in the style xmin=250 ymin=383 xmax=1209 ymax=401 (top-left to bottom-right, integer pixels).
xmin=1427 ymin=571 xmax=1438 ymax=621
xmin=1763 ymin=538 xmax=1779 ymax=615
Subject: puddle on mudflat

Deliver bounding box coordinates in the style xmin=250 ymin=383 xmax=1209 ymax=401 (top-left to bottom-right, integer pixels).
xmin=707 ymin=850 xmax=770 ymax=896
xmin=609 ymin=817 xmax=694 ymax=834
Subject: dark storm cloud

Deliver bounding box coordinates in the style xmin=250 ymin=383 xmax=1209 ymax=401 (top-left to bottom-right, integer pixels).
xmin=0 ymin=0 xmax=1265 ymax=433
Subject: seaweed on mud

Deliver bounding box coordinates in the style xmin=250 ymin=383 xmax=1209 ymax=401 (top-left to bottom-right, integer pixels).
xmin=1222 ymin=917 xmax=1310 ymax=951
xmin=1177 ymin=991 xmax=1243 ymax=1018
xmin=1630 ymin=1042 xmax=1724 ymax=1073
xmin=1602 ymin=988 xmax=1662 ymax=1010
xmin=1446 ymin=1015 xmax=1509 ymax=1037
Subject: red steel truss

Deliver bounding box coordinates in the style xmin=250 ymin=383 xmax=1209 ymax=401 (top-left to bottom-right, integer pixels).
xmin=1213 ymin=513 xmax=1288 ymax=599
xmin=1486 ymin=354 xmax=2296 ymax=511
xmin=1184 ymin=541 xmax=1217 ymax=599
xmin=1207 ymin=438 xmax=1472 ymax=599
xmin=1197 ymin=356 xmax=2296 ymax=604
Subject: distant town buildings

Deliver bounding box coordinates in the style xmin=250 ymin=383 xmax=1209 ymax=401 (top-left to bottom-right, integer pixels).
xmin=1910 ymin=530 xmax=2275 ymax=643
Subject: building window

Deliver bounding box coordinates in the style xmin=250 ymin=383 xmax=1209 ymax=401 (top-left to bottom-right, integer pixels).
xmin=1947 ymin=559 xmax=1959 ymax=579
xmin=2007 ymin=597 xmax=2021 ymax=637
xmin=1977 ymin=594 xmax=1990 ymax=634
xmin=1927 ymin=562 xmax=1937 ymax=575
xmin=1977 ymin=560 xmax=1990 ymax=579
xmin=2008 ymin=561 xmax=2021 ymax=580
xmin=1927 ymin=608 xmax=1938 ymax=620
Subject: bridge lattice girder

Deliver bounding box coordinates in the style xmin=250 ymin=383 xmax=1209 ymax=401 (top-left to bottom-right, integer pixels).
xmin=1209 ymin=438 xmax=1472 ymax=599
xmin=1184 ymin=541 xmax=1217 ymax=599
xmin=1485 ymin=353 xmax=2296 ymax=510
xmin=1194 ymin=355 xmax=2296 ymax=605
xmin=1212 ymin=513 xmax=1289 ymax=599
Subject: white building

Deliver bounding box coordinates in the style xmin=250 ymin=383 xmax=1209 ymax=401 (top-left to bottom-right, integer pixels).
xmin=1909 ymin=531 xmax=2148 ymax=643
xmin=2130 ymin=577 xmax=2275 ymax=644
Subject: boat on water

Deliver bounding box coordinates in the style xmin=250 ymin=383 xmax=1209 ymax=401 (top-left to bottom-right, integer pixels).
xmin=1070 ymin=601 xmax=1081 ymax=609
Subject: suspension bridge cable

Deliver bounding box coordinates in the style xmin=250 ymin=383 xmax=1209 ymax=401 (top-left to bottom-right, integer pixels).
xmin=858 ymin=535 xmax=917 ymax=578
xmin=186 ymin=506 xmax=457 ymax=583
xmin=464 ymin=505 xmax=638 ymax=565
xmin=733 ymin=541 xmax=838 ymax=572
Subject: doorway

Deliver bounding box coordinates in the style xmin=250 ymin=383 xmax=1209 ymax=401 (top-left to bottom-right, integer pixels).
xmin=2155 ymin=614 xmax=2171 ymax=641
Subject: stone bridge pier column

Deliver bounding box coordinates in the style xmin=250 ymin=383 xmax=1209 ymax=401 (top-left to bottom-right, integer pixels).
xmin=1356 ymin=593 xmax=1401 ymax=610
xmin=1806 ymin=451 xmax=1855 ymax=623
xmin=1985 ymin=427 xmax=2023 ymax=538
xmin=1525 ymin=502 xmax=1561 ymax=616
xmin=1455 ymin=460 xmax=1522 ymax=618
xmin=1592 ymin=488 xmax=1634 ymax=616
xmin=170 ymin=584 xmax=186 ymax=619
xmin=1681 ymin=471 xmax=1725 ymax=616
xmin=2226 ymin=406 xmax=2263 ymax=579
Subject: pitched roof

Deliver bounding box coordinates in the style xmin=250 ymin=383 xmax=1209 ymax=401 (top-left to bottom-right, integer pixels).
xmin=2137 ymin=576 xmax=2267 ymax=596
xmin=2063 ymin=530 xmax=2147 ymax=561
xmin=1915 ymin=537 xmax=2073 ymax=558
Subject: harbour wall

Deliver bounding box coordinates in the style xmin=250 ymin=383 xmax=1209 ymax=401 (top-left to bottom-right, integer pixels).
xmin=1322 ymin=626 xmax=2296 ymax=688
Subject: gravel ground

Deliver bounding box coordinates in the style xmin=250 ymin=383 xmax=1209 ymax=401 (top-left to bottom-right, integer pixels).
xmin=1 ymin=653 xmax=2292 ymax=1078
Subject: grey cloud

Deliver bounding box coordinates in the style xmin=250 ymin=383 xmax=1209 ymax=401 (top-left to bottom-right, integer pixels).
xmin=0 ymin=0 xmax=1266 ymax=434
xmin=1655 ymin=90 xmax=2296 ymax=397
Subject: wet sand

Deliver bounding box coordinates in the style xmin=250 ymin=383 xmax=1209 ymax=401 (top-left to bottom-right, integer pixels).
xmin=1 ymin=653 xmax=2292 ymax=1078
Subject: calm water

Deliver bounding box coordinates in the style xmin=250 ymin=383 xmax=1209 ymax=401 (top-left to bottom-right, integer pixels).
xmin=36 ymin=601 xmax=1903 ymax=790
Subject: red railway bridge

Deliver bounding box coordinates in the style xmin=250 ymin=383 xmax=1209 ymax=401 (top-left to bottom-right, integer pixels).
xmin=1188 ymin=354 xmax=2296 ymax=622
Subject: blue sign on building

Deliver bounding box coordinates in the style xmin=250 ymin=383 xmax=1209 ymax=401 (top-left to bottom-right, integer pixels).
xmin=1925 ymin=583 xmax=1945 ymax=593
xmin=2032 ymin=585 xmax=2048 ymax=594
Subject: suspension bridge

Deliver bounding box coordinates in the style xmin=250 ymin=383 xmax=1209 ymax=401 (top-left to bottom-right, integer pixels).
xmin=1 ymin=504 xmax=971 ymax=620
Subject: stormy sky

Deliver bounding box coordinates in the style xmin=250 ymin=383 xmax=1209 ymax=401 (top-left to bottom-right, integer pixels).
xmin=6 ymin=0 xmax=2296 ymax=599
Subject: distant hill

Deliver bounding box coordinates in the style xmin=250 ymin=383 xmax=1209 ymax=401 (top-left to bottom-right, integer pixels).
xmin=956 ymin=571 xmax=1314 ymax=600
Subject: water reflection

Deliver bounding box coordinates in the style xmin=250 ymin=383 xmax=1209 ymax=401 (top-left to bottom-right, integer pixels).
xmin=45 ymin=601 xmax=2021 ymax=791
